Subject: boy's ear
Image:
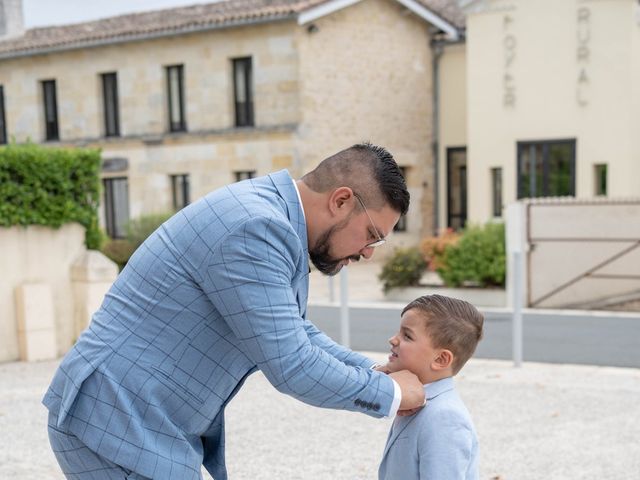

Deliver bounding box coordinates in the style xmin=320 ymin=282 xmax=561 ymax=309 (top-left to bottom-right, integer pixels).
xmin=432 ymin=349 xmax=454 ymax=371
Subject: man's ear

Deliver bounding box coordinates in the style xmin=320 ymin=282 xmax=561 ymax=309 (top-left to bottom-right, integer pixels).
xmin=432 ymin=349 xmax=454 ymax=371
xmin=328 ymin=187 xmax=354 ymax=216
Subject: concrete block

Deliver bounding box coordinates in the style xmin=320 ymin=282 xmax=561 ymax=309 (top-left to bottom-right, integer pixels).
xmin=15 ymin=283 xmax=56 ymax=332
xmin=14 ymin=283 xmax=57 ymax=361
xmin=17 ymin=329 xmax=58 ymax=362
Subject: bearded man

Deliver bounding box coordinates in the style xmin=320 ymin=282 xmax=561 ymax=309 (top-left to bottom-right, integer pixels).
xmin=44 ymin=142 xmax=425 ymax=480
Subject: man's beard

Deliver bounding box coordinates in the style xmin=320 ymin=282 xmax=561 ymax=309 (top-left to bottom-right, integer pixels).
xmin=309 ymin=221 xmax=362 ymax=276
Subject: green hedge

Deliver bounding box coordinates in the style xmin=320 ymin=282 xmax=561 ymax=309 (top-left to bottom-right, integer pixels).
xmin=437 ymin=222 xmax=506 ymax=288
xmin=0 ymin=143 xmax=102 ymax=249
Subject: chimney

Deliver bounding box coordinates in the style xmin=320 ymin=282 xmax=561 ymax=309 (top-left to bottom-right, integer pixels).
xmin=0 ymin=0 xmax=25 ymax=40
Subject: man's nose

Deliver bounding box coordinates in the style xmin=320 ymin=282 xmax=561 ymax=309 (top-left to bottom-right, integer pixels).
xmin=389 ymin=335 xmax=398 ymax=346
xmin=361 ymin=246 xmax=375 ymax=259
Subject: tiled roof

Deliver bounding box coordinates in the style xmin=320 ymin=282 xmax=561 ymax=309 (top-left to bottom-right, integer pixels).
xmin=0 ymin=0 xmax=464 ymax=58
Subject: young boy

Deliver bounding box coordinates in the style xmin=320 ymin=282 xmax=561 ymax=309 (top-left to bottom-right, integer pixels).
xmin=378 ymin=294 xmax=484 ymax=480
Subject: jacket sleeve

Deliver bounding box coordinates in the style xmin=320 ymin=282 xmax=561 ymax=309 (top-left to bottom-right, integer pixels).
xmin=202 ymin=215 xmax=394 ymax=417
xmin=302 ymin=319 xmax=376 ymax=368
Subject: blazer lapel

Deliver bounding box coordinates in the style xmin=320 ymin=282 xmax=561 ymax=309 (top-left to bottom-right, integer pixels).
xmin=381 ymin=378 xmax=456 ymax=459
xmin=267 ymin=170 xmax=309 ymax=318
xmin=382 ymin=414 xmax=419 ymax=459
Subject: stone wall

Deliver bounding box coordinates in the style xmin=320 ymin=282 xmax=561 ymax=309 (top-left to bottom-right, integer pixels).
xmin=1 ymin=224 xmax=117 ymax=362
xmin=295 ymin=0 xmax=433 ymax=246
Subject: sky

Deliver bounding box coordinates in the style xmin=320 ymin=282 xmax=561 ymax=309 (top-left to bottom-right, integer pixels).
xmin=22 ymin=0 xmax=220 ymax=28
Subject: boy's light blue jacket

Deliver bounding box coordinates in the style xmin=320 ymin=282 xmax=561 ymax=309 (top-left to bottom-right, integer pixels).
xmin=378 ymin=376 xmax=479 ymax=480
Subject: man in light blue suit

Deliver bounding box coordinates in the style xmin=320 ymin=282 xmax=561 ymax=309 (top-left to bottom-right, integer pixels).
xmin=378 ymin=295 xmax=484 ymax=480
xmin=44 ymin=143 xmax=425 ymax=479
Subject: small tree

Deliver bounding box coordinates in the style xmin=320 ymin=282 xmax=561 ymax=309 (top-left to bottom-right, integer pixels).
xmin=378 ymin=247 xmax=427 ymax=293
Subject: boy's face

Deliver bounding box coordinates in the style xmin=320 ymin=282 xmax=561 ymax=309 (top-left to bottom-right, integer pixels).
xmin=385 ymin=309 xmax=442 ymax=384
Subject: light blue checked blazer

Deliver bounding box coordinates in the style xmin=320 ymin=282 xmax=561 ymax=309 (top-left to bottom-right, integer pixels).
xmin=378 ymin=377 xmax=479 ymax=480
xmin=44 ymin=170 xmax=396 ymax=480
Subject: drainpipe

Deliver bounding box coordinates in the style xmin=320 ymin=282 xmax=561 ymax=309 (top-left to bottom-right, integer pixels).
xmin=430 ymin=37 xmax=444 ymax=236
xmin=430 ymin=32 xmax=465 ymax=235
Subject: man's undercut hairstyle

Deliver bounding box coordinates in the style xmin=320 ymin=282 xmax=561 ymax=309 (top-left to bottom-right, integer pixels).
xmin=402 ymin=295 xmax=484 ymax=375
xmin=302 ymin=142 xmax=409 ymax=215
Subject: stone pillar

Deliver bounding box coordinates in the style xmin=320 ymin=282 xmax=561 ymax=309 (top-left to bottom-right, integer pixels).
xmin=15 ymin=283 xmax=57 ymax=361
xmin=71 ymin=250 xmax=118 ymax=340
xmin=0 ymin=0 xmax=25 ymax=40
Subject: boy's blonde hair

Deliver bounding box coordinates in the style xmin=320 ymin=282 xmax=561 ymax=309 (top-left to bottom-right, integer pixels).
xmin=402 ymin=294 xmax=484 ymax=375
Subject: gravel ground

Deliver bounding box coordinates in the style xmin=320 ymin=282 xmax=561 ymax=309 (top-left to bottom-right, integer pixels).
xmin=1 ymin=354 xmax=639 ymax=480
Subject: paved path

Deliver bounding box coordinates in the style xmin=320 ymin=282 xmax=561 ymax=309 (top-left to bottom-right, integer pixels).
xmin=2 ymin=355 xmax=639 ymax=479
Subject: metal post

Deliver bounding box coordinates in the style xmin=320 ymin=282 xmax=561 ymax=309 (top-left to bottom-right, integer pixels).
xmin=328 ymin=276 xmax=335 ymax=303
xmin=512 ymin=251 xmax=523 ymax=367
xmin=340 ymin=267 xmax=350 ymax=348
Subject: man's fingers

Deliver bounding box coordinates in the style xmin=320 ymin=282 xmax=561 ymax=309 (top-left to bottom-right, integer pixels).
xmin=396 ymin=404 xmax=425 ymax=417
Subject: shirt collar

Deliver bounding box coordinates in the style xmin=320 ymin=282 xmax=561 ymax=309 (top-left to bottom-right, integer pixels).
xmin=291 ymin=177 xmax=305 ymax=221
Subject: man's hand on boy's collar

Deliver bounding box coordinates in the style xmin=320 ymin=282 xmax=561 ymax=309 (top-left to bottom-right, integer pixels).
xmin=396 ymin=403 xmax=426 ymax=417
xmin=372 ymin=365 xmax=427 ymax=416
xmin=373 ymin=364 xmax=391 ymax=374
xmin=389 ymin=370 xmax=426 ymax=415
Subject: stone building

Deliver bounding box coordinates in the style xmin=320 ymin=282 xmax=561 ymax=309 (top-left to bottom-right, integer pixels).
xmin=0 ymin=0 xmax=464 ymax=244
xmin=438 ymin=0 xmax=640 ymax=227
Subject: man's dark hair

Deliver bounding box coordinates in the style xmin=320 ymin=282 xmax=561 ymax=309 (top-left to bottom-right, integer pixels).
xmin=301 ymin=142 xmax=409 ymax=215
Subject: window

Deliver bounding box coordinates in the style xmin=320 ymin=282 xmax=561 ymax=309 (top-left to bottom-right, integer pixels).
xmin=171 ymin=174 xmax=190 ymax=210
xmin=232 ymin=57 xmax=254 ymax=127
xmin=166 ymin=65 xmax=186 ymax=132
xmin=235 ymin=170 xmax=256 ymax=182
xmin=491 ymin=167 xmax=503 ymax=217
xmin=394 ymin=166 xmax=407 ymax=232
xmin=594 ymin=164 xmax=607 ymax=196
xmin=517 ymin=139 xmax=575 ymax=198
xmin=42 ymin=80 xmax=59 ymax=141
xmin=0 ymin=85 xmax=6 ymax=145
xmin=103 ymin=177 xmax=130 ymax=238
xmin=447 ymin=147 xmax=467 ymax=230
xmin=101 ymin=72 xmax=120 ymax=137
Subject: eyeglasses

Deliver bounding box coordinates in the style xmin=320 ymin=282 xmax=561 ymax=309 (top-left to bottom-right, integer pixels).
xmin=353 ymin=193 xmax=386 ymax=248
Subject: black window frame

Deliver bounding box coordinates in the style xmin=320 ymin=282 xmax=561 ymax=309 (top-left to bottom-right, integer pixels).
xmin=0 ymin=85 xmax=6 ymax=145
xmin=491 ymin=167 xmax=503 ymax=218
xmin=232 ymin=57 xmax=254 ymax=127
xmin=171 ymin=173 xmax=190 ymax=211
xmin=517 ymin=139 xmax=576 ymax=199
xmin=101 ymin=72 xmax=120 ymax=137
xmin=166 ymin=64 xmax=186 ymax=132
xmin=42 ymin=79 xmax=59 ymax=141
xmin=446 ymin=147 xmax=468 ymax=230
xmin=234 ymin=170 xmax=256 ymax=182
xmin=594 ymin=164 xmax=607 ymax=196
xmin=103 ymin=176 xmax=130 ymax=239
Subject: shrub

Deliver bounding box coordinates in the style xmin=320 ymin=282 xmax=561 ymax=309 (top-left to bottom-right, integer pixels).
xmin=437 ymin=222 xmax=506 ymax=288
xmin=379 ymin=247 xmax=427 ymax=293
xmin=0 ymin=143 xmax=102 ymax=249
xmin=101 ymin=239 xmax=136 ymax=271
xmin=420 ymin=228 xmax=460 ymax=271
xmin=125 ymin=212 xmax=173 ymax=250
xmin=101 ymin=212 xmax=173 ymax=270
